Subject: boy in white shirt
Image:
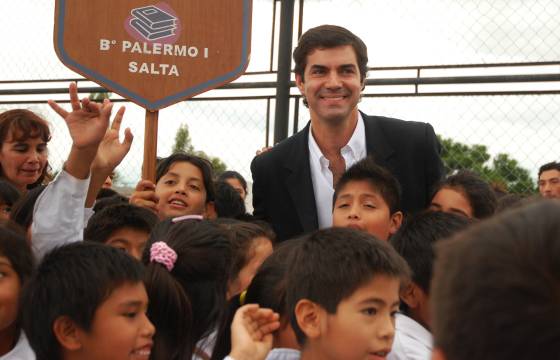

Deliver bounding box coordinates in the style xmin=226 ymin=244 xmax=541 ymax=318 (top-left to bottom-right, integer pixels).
xmin=389 ymin=211 xmax=470 ymax=360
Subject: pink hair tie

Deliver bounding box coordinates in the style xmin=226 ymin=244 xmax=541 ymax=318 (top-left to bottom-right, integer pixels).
xmin=150 ymin=242 xmax=177 ymax=272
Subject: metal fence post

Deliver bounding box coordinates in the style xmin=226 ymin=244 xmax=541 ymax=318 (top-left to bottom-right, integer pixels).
xmin=273 ymin=0 xmax=295 ymax=144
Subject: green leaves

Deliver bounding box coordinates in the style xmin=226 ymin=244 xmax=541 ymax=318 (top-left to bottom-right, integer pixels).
xmin=438 ymin=136 xmax=535 ymax=194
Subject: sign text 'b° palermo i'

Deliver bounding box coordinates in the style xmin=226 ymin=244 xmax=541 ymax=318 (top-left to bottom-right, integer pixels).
xmin=54 ymin=0 xmax=252 ymax=110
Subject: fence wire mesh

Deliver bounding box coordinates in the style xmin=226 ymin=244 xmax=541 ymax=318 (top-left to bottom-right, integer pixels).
xmin=1 ymin=0 xmax=559 ymax=196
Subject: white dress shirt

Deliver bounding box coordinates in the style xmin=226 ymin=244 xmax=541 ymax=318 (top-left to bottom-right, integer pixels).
xmin=0 ymin=332 xmax=35 ymax=360
xmin=388 ymin=313 xmax=433 ymax=360
xmin=308 ymin=113 xmax=367 ymax=228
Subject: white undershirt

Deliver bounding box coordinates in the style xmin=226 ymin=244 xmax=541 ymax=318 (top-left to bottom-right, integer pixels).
xmin=308 ymin=113 xmax=367 ymax=228
xmin=388 ymin=313 xmax=433 ymax=360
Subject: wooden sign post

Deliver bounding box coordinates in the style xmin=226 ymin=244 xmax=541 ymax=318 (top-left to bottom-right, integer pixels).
xmin=54 ymin=0 xmax=252 ymax=181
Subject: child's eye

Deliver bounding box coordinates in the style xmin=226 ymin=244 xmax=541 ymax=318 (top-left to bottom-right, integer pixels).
xmin=336 ymin=203 xmax=349 ymax=208
xmin=189 ymin=184 xmax=200 ymax=191
xmin=164 ymin=179 xmax=176 ymax=185
xmin=123 ymin=311 xmax=138 ymax=319
xmin=13 ymin=145 xmax=28 ymax=153
xmin=391 ymin=310 xmax=399 ymax=318
xmin=361 ymin=308 xmax=377 ymax=316
xmin=363 ymin=203 xmax=376 ymax=209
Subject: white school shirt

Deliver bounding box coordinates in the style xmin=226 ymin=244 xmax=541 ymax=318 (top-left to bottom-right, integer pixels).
xmin=308 ymin=112 xmax=367 ymax=228
xmin=0 ymin=332 xmax=35 ymax=360
xmin=388 ymin=313 xmax=432 ymax=360
xmin=31 ymin=169 xmax=90 ymax=260
xmin=265 ymin=348 xmax=301 ymax=360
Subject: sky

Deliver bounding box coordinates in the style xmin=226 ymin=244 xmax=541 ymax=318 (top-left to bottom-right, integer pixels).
xmin=0 ymin=0 xmax=559 ymax=186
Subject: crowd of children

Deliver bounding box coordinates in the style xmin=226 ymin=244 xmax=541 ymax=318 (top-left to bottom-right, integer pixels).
xmin=0 ymin=81 xmax=558 ymax=360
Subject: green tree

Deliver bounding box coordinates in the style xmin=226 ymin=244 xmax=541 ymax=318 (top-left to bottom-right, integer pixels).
xmin=439 ymin=136 xmax=535 ymax=194
xmin=172 ymin=123 xmax=227 ymax=176
xmin=88 ymin=91 xmax=112 ymax=103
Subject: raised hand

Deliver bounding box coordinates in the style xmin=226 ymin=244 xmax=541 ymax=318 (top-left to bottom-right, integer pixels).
xmin=229 ymin=304 xmax=280 ymax=360
xmin=129 ymin=180 xmax=159 ymax=214
xmin=48 ymin=82 xmax=112 ymax=150
xmin=92 ymin=106 xmax=134 ymax=172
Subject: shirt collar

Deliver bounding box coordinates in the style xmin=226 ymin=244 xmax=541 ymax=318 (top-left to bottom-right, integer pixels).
xmin=308 ymin=112 xmax=366 ymax=167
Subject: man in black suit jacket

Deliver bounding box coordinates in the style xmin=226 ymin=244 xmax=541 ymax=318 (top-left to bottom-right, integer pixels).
xmin=251 ymin=25 xmax=443 ymax=241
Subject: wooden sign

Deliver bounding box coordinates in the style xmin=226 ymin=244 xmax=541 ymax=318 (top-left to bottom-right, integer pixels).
xmin=54 ymin=0 xmax=252 ymax=110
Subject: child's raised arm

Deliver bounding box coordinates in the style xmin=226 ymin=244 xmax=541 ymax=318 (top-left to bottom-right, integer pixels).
xmin=31 ymin=83 xmax=114 ymax=259
xmin=85 ymin=106 xmax=133 ymax=208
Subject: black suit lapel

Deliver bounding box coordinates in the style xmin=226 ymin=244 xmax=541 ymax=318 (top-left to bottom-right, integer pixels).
xmin=362 ymin=112 xmax=396 ymax=172
xmin=283 ymin=123 xmax=318 ymax=233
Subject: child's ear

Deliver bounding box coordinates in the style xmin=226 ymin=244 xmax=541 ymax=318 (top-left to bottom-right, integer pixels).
xmin=389 ymin=211 xmax=404 ymax=235
xmin=53 ymin=316 xmax=82 ymax=351
xmin=204 ymin=201 xmax=217 ymax=220
xmin=294 ymin=299 xmax=323 ymax=340
xmin=400 ymin=282 xmax=420 ymax=309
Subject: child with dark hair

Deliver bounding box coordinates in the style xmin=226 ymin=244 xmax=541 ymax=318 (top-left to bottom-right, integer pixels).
xmin=212 ymin=240 xmax=300 ymax=360
xmin=84 ymin=203 xmax=158 ymax=260
xmin=286 ymin=227 xmax=410 ymax=360
xmin=130 ymin=152 xmax=216 ymax=220
xmin=215 ymin=219 xmax=274 ymax=299
xmin=388 ymin=211 xmax=471 ymax=360
xmin=211 ymin=181 xmax=247 ymax=219
xmin=218 ymin=171 xmax=248 ymax=200
xmin=0 ymin=226 xmax=34 ymax=359
xmin=0 ymin=180 xmax=21 ymax=220
xmin=95 ymin=187 xmax=120 ymax=200
xmin=211 ymin=220 xmax=275 ymax=359
xmin=92 ymin=194 xmax=129 ymax=213
xmin=429 ymin=170 xmax=497 ymax=219
xmin=431 ymin=201 xmax=560 ymax=360
xmin=142 ymin=219 xmax=232 ymax=360
xmin=21 ymin=242 xmax=154 ymax=360
xmin=9 ymin=185 xmax=46 ymax=235
xmin=332 ymin=157 xmax=403 ymax=240
xmin=245 ymin=240 xmax=301 ymax=360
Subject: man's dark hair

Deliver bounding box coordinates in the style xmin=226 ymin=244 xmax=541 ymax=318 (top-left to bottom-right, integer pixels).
xmin=390 ymin=211 xmax=471 ymax=294
xmin=333 ymin=156 xmax=402 ymax=214
xmin=21 ymin=242 xmax=144 ymax=360
xmin=538 ymin=161 xmax=559 ymax=177
xmin=156 ymin=152 xmax=215 ymax=202
xmin=286 ymin=227 xmax=410 ymax=345
xmin=213 ymin=181 xmax=246 ymax=219
xmin=84 ymin=203 xmax=158 ymax=244
xmin=293 ymin=24 xmax=368 ymax=83
xmin=431 ymin=200 xmax=560 ymax=360
xmin=431 ymin=170 xmax=497 ymax=219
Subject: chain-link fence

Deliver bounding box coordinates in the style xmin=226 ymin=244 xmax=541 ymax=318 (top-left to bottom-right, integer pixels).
xmin=1 ymin=0 xmax=559 ymax=195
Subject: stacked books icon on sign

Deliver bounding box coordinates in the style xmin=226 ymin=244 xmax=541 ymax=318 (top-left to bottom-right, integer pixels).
xmin=130 ymin=5 xmax=177 ymax=41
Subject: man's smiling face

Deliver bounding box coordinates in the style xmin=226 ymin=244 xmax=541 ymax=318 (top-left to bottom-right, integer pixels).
xmin=296 ymin=45 xmax=364 ymax=126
